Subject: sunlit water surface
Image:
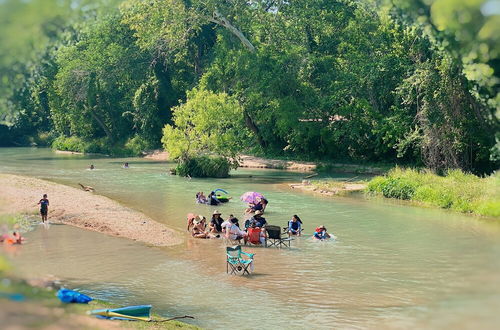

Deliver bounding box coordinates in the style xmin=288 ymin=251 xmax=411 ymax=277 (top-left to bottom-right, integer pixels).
xmin=1 ymin=148 xmax=499 ymax=329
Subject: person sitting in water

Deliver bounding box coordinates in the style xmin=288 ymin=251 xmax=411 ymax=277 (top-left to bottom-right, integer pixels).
xmin=89 ymin=164 xmax=95 ymax=170
xmin=191 ymin=216 xmax=209 ymax=239
xmin=209 ymin=210 xmax=224 ymax=233
xmin=225 ymin=217 xmax=246 ymax=241
xmin=260 ymin=198 xmax=269 ymax=212
xmin=195 ymin=192 xmax=208 ymax=204
xmin=2 ymin=232 xmax=25 ymax=245
xmin=313 ymin=225 xmax=331 ymax=240
xmin=221 ymin=214 xmax=238 ymax=234
xmin=187 ymin=213 xmax=198 ymax=231
xmin=288 ymin=215 xmax=302 ymax=237
xmin=245 ymin=223 xmax=267 ymax=245
xmin=208 ymin=191 xmax=220 ymax=206
xmin=245 ymin=198 xmax=263 ymax=213
xmin=123 ymin=162 xmax=129 ymax=168
xmin=249 ymin=210 xmax=267 ymax=228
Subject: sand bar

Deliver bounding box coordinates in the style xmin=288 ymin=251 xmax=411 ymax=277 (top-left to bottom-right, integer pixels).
xmin=0 ymin=174 xmax=182 ymax=247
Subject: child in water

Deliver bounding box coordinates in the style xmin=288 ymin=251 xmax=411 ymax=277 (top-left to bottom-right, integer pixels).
xmin=313 ymin=225 xmax=331 ymax=240
xmin=37 ymin=194 xmax=49 ymax=223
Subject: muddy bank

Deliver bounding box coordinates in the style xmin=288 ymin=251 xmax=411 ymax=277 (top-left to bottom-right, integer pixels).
xmin=0 ymin=174 xmax=182 ymax=247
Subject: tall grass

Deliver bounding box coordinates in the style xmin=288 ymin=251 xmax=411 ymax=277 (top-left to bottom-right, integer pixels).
xmin=367 ymin=167 xmax=500 ymax=218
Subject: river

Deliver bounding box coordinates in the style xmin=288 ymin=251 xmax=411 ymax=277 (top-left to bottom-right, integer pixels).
xmin=1 ymin=148 xmax=499 ymax=329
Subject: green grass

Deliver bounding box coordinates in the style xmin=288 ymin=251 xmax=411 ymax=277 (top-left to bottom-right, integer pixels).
xmin=0 ymin=213 xmax=34 ymax=231
xmin=367 ymin=167 xmax=500 ymax=217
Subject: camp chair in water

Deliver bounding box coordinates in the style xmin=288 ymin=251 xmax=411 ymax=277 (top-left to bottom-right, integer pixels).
xmin=226 ymin=245 xmax=254 ymax=275
xmin=245 ymin=227 xmax=265 ymax=246
xmin=266 ymin=225 xmax=292 ymax=248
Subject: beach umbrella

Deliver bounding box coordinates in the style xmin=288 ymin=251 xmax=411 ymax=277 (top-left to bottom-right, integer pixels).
xmin=240 ymin=191 xmax=265 ymax=204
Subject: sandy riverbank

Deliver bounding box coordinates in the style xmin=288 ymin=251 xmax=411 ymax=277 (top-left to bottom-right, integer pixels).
xmin=289 ymin=181 xmax=367 ymax=196
xmin=142 ymin=150 xmax=317 ymax=171
xmin=238 ymin=155 xmax=316 ymax=171
xmin=0 ymin=174 xmax=182 ymax=247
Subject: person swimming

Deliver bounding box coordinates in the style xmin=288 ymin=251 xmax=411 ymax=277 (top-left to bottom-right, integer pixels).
xmin=123 ymin=162 xmax=129 ymax=168
xmin=313 ymin=225 xmax=331 ymax=240
xmin=89 ymin=164 xmax=95 ymax=170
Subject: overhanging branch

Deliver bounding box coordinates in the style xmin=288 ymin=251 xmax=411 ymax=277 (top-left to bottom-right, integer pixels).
xmin=208 ymin=10 xmax=255 ymax=52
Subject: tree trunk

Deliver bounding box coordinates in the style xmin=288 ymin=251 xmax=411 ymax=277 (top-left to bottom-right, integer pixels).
xmin=243 ymin=111 xmax=266 ymax=148
xmin=209 ymin=10 xmax=255 ymax=52
xmin=86 ymin=105 xmax=113 ymax=141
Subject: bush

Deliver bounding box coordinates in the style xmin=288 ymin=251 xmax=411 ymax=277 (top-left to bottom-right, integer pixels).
xmin=52 ymin=136 xmax=89 ymax=153
xmin=175 ymin=156 xmax=232 ymax=178
xmin=124 ymin=135 xmax=151 ymax=156
xmin=52 ymin=135 xmax=140 ymax=156
xmin=367 ymin=167 xmax=500 ymax=217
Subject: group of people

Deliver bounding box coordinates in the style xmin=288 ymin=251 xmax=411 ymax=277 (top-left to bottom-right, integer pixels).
xmin=88 ymin=162 xmax=129 ymax=170
xmin=195 ymin=191 xmax=230 ymax=206
xmin=187 ymin=207 xmax=332 ymax=243
xmin=187 ymin=210 xmax=246 ymax=240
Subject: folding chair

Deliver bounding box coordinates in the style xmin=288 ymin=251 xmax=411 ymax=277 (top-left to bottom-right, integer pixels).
xmin=245 ymin=227 xmax=265 ymax=246
xmin=266 ymin=225 xmax=292 ymax=248
xmin=226 ymin=246 xmax=255 ymax=275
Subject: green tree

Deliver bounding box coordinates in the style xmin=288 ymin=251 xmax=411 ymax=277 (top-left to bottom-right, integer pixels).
xmin=162 ymin=88 xmax=249 ymax=162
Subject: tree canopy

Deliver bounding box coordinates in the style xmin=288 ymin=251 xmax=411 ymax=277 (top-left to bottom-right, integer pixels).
xmin=0 ymin=0 xmax=498 ymax=174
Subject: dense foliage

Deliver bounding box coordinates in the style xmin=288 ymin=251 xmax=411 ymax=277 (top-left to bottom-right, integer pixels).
xmin=0 ymin=0 xmax=498 ymax=174
xmin=367 ymin=167 xmax=500 ymax=217
xmin=174 ymin=156 xmax=232 ymax=178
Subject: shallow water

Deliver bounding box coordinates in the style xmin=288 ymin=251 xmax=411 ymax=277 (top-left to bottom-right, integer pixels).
xmin=1 ymin=148 xmax=499 ymax=329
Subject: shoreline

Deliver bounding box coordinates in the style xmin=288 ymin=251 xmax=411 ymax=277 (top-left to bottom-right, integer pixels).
xmin=289 ymin=181 xmax=367 ymax=196
xmin=0 ymin=174 xmax=182 ymax=247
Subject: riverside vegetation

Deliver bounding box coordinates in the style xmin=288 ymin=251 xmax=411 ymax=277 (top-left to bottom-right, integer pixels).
xmin=367 ymin=168 xmax=500 ymax=218
xmin=0 ymin=0 xmax=498 ymax=177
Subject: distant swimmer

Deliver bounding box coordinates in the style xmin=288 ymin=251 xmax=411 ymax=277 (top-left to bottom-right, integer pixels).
xmin=37 ymin=194 xmax=49 ymax=223
xmin=89 ymin=164 xmax=95 ymax=170
xmin=123 ymin=162 xmax=129 ymax=168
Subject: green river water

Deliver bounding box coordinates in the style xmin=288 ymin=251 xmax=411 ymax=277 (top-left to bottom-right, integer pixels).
xmin=1 ymin=148 xmax=499 ymax=329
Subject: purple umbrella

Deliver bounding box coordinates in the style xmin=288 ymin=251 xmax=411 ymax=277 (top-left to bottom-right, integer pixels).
xmin=240 ymin=192 xmax=265 ymax=204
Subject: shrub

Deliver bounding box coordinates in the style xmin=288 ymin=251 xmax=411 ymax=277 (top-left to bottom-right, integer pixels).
xmin=52 ymin=135 xmax=141 ymax=156
xmin=124 ymin=135 xmax=151 ymax=156
xmin=52 ymin=136 xmax=88 ymax=153
xmin=380 ymin=177 xmax=417 ymax=200
xmin=175 ymin=156 xmax=232 ymax=178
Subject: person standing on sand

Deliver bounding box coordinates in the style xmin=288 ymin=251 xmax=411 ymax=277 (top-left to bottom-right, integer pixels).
xmin=37 ymin=194 xmax=49 ymax=223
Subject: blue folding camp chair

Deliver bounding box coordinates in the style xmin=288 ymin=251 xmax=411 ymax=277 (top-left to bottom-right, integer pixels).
xmin=226 ymin=245 xmax=255 ymax=275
